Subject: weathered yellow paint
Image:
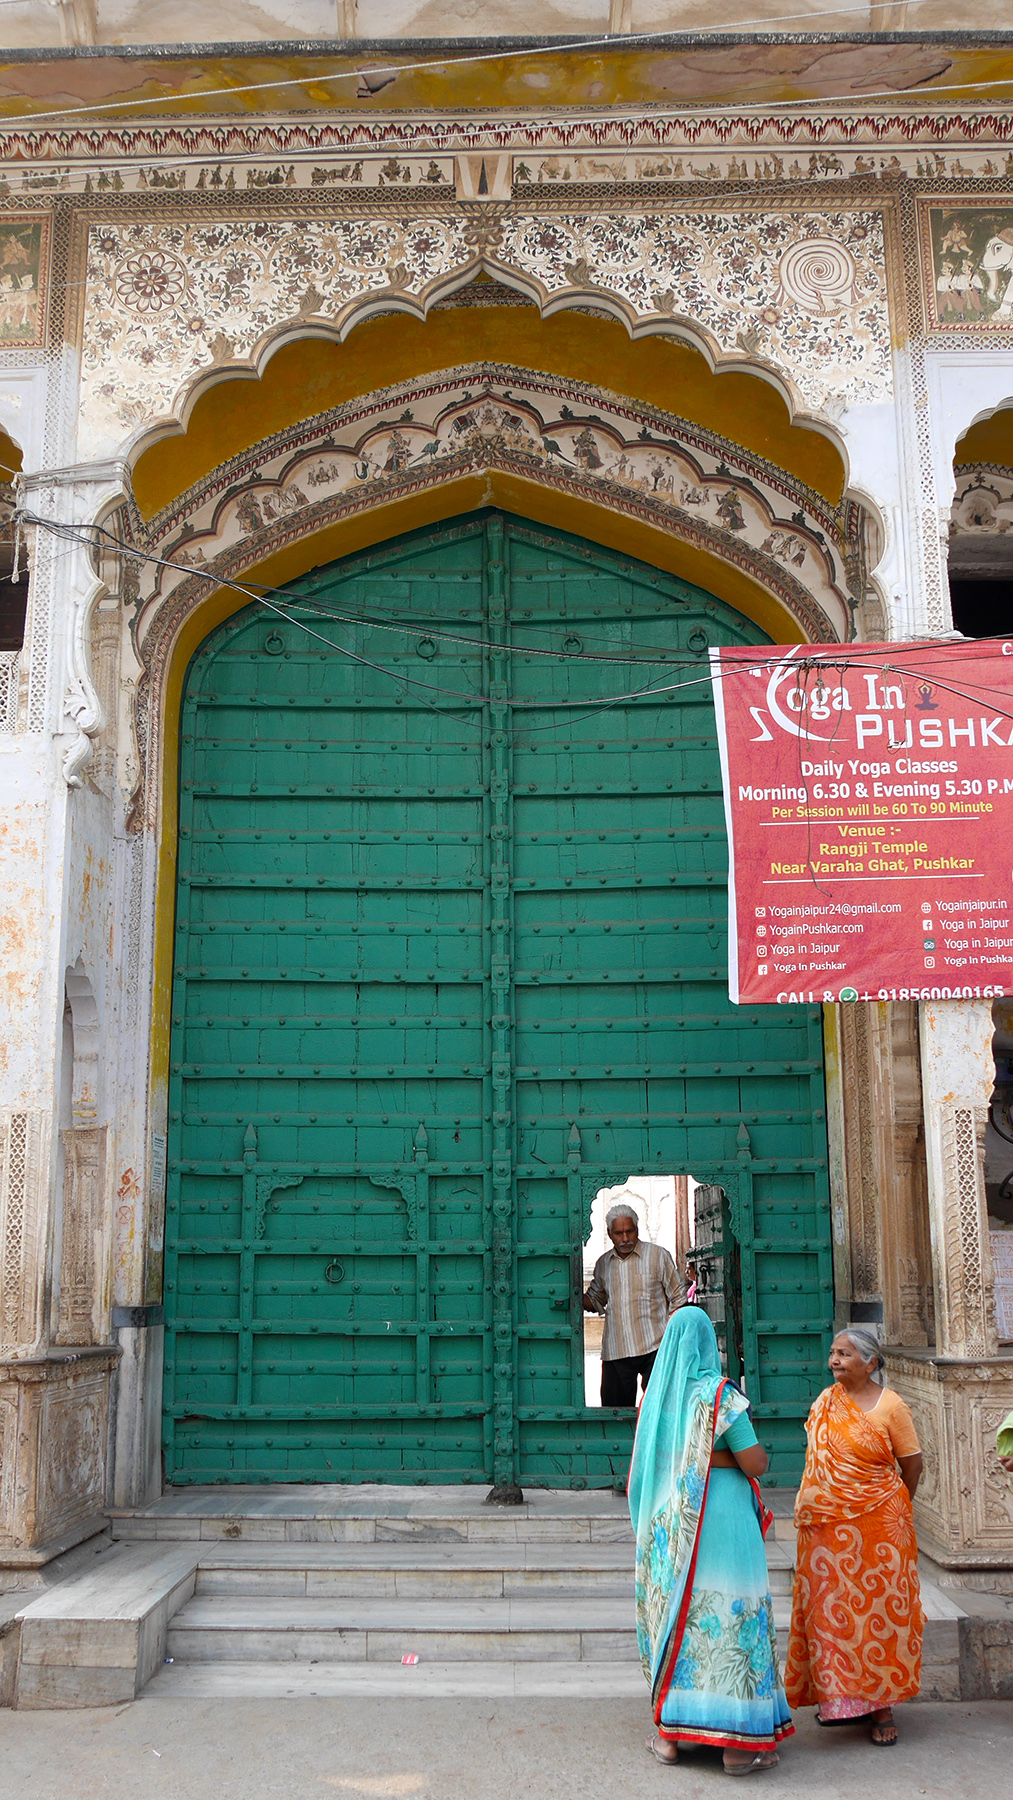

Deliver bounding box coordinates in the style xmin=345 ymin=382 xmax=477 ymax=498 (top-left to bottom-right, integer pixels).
xmin=955 ymin=405 xmax=1013 ymax=469
xmin=2 ymin=42 xmax=1013 ymax=121
xmin=133 ymin=306 xmax=846 ymax=519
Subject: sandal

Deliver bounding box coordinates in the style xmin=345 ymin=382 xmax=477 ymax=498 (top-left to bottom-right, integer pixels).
xmin=723 ymin=1753 xmax=780 ymax=1776
xmin=870 ymin=1710 xmax=897 ymax=1748
xmin=646 ymin=1736 xmax=678 ymax=1766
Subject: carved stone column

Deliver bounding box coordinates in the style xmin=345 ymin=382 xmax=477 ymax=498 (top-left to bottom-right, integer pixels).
xmin=55 ymin=1126 xmax=108 ymax=1347
xmin=0 ymin=1110 xmax=50 ymax=1358
xmin=834 ymin=1001 xmax=933 ymax=1345
xmin=883 ymin=1003 xmax=934 ymax=1346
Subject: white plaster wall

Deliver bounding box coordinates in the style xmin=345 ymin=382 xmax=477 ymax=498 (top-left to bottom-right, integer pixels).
xmin=0 ymin=744 xmax=65 ymax=1116
xmin=0 ymin=1 xmax=1005 ymax=48
xmin=925 ymin=351 xmax=1013 ymax=530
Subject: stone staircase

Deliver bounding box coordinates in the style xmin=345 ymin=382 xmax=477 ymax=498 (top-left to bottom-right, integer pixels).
xmin=3 ymin=1485 xmax=979 ymax=1706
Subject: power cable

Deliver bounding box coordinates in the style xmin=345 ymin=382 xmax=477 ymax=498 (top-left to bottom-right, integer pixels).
xmin=21 ymin=505 xmax=1013 ymax=739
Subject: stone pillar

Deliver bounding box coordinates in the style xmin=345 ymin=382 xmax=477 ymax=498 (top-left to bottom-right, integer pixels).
xmin=883 ymin=1003 xmax=934 ymax=1346
xmin=920 ymin=999 xmax=997 ymax=1360
xmin=886 ymin=1000 xmax=1013 ymax=1571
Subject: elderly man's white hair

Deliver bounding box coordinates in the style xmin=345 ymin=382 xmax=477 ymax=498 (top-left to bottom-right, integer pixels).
xmin=605 ymin=1197 xmax=639 ymax=1229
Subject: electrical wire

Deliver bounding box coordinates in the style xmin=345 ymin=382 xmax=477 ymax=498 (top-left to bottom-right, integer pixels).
xmin=20 ymin=504 xmax=1013 ymax=739
xmin=73 ymin=512 xmax=1013 ymax=679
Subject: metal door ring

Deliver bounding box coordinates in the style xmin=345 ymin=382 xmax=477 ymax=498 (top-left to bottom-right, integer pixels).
xmin=324 ymin=1260 xmax=345 ymax=1284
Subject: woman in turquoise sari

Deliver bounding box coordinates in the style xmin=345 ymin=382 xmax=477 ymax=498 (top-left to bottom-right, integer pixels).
xmin=629 ymin=1306 xmax=792 ymax=1775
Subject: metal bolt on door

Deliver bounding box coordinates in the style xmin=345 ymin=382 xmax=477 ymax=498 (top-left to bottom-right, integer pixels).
xmin=164 ymin=511 xmax=833 ymax=1487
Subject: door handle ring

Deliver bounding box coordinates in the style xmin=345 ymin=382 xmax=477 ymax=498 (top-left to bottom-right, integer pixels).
xmin=325 ymin=1260 xmax=345 ymax=1285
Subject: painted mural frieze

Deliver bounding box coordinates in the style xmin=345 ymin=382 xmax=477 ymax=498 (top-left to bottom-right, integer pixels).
xmin=4 ymin=142 xmax=1013 ymax=202
xmin=924 ymin=204 xmax=1013 ymax=329
xmin=0 ymin=215 xmax=50 ymax=348
xmin=81 ymin=208 xmax=890 ymax=456
xmin=512 ymin=148 xmax=1013 ymax=187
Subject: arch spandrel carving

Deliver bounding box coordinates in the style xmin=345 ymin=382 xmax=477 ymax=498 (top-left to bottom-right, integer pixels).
xmin=119 ymin=361 xmax=879 ymax=834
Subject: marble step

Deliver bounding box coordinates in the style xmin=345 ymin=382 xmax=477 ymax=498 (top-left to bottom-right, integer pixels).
xmin=109 ymin=1485 xmax=640 ymax=1546
xmin=149 ymin=1657 xmax=652 ymax=1698
xmin=165 ymin=1591 xmax=797 ymax=1663
xmin=188 ymin=1538 xmax=795 ymax=1598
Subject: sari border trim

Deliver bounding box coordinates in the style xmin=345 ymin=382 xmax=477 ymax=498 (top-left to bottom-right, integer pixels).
xmin=656 ymin=1724 xmax=796 ymax=1750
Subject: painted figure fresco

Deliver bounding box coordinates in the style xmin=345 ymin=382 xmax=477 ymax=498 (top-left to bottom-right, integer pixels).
xmin=0 ymin=220 xmax=46 ymax=344
xmin=929 ymin=208 xmax=1013 ymax=326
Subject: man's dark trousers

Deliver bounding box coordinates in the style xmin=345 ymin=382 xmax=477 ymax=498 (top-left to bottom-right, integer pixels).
xmin=600 ymin=1349 xmax=658 ymax=1408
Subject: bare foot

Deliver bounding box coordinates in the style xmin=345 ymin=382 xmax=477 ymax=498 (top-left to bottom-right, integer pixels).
xmin=646 ymin=1736 xmax=679 ymax=1765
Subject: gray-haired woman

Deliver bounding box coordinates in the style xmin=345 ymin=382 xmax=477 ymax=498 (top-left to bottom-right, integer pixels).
xmin=785 ymin=1328 xmax=924 ymax=1747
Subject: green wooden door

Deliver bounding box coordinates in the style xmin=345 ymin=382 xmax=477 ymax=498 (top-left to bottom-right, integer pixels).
xmin=164 ymin=511 xmax=833 ymax=1488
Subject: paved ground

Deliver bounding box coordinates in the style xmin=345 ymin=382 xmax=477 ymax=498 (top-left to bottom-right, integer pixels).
xmin=1 ymin=1697 xmax=1012 ymax=1800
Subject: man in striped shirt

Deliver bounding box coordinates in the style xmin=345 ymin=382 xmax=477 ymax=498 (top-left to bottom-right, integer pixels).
xmin=583 ymin=1199 xmax=685 ymax=1408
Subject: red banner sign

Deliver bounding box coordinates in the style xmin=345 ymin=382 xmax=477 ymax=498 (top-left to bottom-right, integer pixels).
xmin=710 ymin=640 xmax=1013 ymax=1005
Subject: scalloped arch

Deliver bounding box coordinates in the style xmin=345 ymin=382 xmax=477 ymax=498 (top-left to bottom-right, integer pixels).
xmin=131 ymin=295 xmax=849 ymax=523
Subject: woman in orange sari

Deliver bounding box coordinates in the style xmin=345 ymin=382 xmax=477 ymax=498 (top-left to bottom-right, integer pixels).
xmin=785 ymin=1327 xmax=923 ymax=1748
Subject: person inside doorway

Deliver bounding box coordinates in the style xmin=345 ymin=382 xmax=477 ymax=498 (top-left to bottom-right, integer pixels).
xmin=582 ymin=1198 xmax=684 ymax=1407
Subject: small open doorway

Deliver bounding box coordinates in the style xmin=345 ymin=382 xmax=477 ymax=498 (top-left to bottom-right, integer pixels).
xmin=582 ymin=1176 xmax=693 ymax=1406
xmin=581 ymin=1175 xmax=746 ymax=1406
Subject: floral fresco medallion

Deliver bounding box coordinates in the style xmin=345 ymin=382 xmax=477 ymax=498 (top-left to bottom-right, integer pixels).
xmin=82 ymin=215 xmax=472 ymax=451
xmin=497 ymin=209 xmax=890 ymax=415
xmin=924 ymin=204 xmax=1013 ymax=329
xmin=0 ymin=215 xmax=50 ymax=347
xmin=81 ymin=207 xmax=890 ymax=457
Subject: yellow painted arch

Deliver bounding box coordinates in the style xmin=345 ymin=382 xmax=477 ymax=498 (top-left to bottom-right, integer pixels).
xmin=133 ymin=303 xmax=847 ymax=522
